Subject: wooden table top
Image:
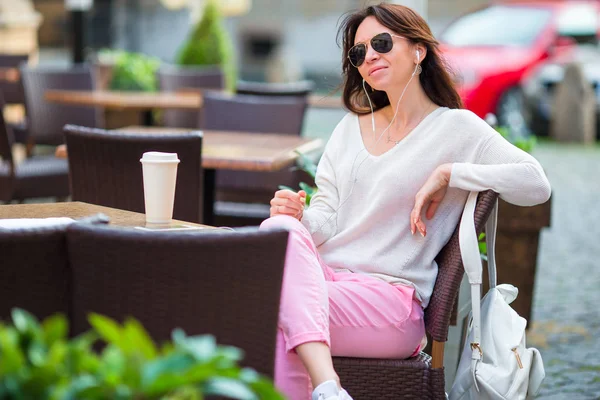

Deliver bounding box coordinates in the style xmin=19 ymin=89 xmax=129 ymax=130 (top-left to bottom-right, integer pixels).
xmin=55 ymin=126 xmax=323 ymax=172
xmin=45 ymin=89 xmax=343 ymax=110
xmin=0 ymin=67 xmax=19 ymax=83
xmin=0 ymin=202 xmax=215 ymax=229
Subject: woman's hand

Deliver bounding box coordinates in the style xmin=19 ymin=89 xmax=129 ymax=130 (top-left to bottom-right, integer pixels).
xmin=410 ymin=163 xmax=453 ymax=237
xmin=270 ymin=190 xmax=307 ymax=220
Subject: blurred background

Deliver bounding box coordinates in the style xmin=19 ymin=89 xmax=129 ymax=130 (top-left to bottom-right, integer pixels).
xmin=1 ymin=0 xmax=599 ymax=398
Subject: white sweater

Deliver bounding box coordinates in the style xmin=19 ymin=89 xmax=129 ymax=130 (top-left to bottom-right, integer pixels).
xmin=301 ymin=107 xmax=551 ymax=307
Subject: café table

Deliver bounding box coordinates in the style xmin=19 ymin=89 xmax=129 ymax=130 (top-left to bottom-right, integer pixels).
xmin=0 ymin=201 xmax=215 ymax=230
xmin=55 ymin=127 xmax=323 ymax=225
xmin=44 ymin=89 xmax=343 ymax=125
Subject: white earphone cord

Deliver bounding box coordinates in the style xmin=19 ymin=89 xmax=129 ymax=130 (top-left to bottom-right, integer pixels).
xmin=309 ymin=58 xmax=421 ymax=235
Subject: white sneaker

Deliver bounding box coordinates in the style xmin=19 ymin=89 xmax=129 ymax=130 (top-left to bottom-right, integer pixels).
xmin=311 ymin=380 xmax=354 ymax=400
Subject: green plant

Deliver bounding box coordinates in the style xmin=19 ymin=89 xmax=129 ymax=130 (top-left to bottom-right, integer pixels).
xmin=279 ymin=151 xmax=318 ymax=206
xmin=0 ymin=309 xmax=283 ymax=400
xmin=495 ymin=125 xmax=537 ymax=154
xmin=176 ymin=0 xmax=236 ymax=92
xmin=99 ymin=49 xmax=161 ymax=92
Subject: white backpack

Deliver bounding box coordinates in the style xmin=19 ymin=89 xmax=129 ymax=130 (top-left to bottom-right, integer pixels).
xmin=449 ymin=191 xmax=546 ymax=400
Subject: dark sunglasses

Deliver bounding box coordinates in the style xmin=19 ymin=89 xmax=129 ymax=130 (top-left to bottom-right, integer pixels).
xmin=348 ymin=32 xmax=406 ymax=68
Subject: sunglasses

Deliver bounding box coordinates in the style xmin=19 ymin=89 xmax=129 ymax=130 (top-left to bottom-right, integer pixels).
xmin=348 ymin=32 xmax=406 ymax=68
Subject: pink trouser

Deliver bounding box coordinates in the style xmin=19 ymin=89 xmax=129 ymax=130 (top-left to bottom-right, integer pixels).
xmin=260 ymin=216 xmax=425 ymax=400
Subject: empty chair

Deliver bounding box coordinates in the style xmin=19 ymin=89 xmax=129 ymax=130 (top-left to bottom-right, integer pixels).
xmin=0 ymin=54 xmax=28 ymax=105
xmin=67 ymin=223 xmax=289 ymax=377
xmin=0 ymin=222 xmax=71 ymax=322
xmin=20 ymin=65 xmax=101 ymax=146
xmin=202 ymin=90 xmax=307 ymax=135
xmin=157 ymin=65 xmax=224 ymax=128
xmin=0 ymin=55 xmax=29 ymax=143
xmin=332 ymin=190 xmax=499 ymax=399
xmin=0 ymin=93 xmax=69 ymax=202
xmin=201 ymin=91 xmax=311 ymax=225
xmin=236 ymin=79 xmax=315 ymax=98
xmin=64 ymin=125 xmax=203 ymax=223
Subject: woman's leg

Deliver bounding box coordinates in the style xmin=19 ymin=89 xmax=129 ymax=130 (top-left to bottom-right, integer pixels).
xmin=261 ymin=216 xmax=425 ymax=400
xmin=260 ymin=215 xmax=338 ymax=398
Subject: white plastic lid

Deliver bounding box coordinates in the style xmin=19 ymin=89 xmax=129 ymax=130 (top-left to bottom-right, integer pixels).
xmin=140 ymin=151 xmax=180 ymax=163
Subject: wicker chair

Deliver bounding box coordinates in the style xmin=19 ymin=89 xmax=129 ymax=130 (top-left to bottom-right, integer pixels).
xmin=0 ymin=93 xmax=69 ymax=202
xmin=63 ymin=125 xmax=203 ymax=223
xmin=66 ymin=223 xmax=289 ymax=378
xmin=0 ymin=55 xmax=29 ymax=143
xmin=0 ymin=223 xmax=71 ymax=322
xmin=157 ymin=65 xmax=224 ymax=129
xmin=332 ymin=190 xmax=499 ymax=399
xmin=20 ymin=65 xmax=100 ymax=146
xmin=201 ymin=91 xmax=311 ymax=226
xmin=236 ymin=80 xmax=315 ymax=97
xmin=0 ymin=54 xmax=27 ymax=105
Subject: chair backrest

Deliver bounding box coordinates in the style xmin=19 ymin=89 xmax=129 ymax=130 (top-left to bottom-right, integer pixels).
xmin=20 ymin=65 xmax=99 ymax=146
xmin=201 ymin=91 xmax=310 ymax=206
xmin=236 ymin=80 xmax=315 ymax=97
xmin=0 ymin=92 xmax=15 ymax=202
xmin=64 ymin=125 xmax=203 ymax=223
xmin=66 ymin=223 xmax=288 ymax=377
xmin=0 ymin=92 xmax=14 ymax=164
xmin=0 ymin=54 xmax=27 ymax=104
xmin=424 ymin=190 xmax=499 ymax=343
xmin=201 ymin=91 xmax=307 ymax=135
xmin=0 ymin=224 xmax=70 ymax=322
xmin=157 ymin=65 xmax=224 ymax=128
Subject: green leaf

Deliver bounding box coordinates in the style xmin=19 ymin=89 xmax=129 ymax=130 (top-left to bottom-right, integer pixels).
xmin=88 ymin=313 xmax=123 ymax=348
xmin=173 ymin=332 xmax=218 ymax=362
xmin=42 ymin=314 xmax=68 ymax=346
xmin=11 ymin=308 xmax=41 ymax=335
xmin=124 ymin=318 xmax=157 ymax=360
xmin=0 ymin=327 xmax=25 ymax=374
xmin=142 ymin=353 xmax=196 ymax=390
xmin=203 ymin=377 xmax=257 ymax=400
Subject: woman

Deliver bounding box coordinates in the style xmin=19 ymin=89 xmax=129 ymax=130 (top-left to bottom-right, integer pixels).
xmin=261 ymin=4 xmax=551 ymax=400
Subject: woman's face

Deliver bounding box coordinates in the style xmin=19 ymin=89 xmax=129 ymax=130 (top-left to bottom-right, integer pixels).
xmin=353 ymin=16 xmax=419 ymax=91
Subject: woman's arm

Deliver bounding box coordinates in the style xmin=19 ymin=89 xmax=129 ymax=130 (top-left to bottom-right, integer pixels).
xmin=449 ymin=131 xmax=551 ymax=206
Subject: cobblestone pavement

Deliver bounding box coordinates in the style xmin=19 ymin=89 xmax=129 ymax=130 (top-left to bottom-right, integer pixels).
xmin=528 ymin=142 xmax=600 ymax=400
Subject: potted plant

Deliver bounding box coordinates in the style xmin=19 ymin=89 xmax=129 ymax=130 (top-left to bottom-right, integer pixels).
xmin=0 ymin=308 xmax=284 ymax=399
xmin=94 ymin=49 xmax=162 ymax=128
xmin=176 ymin=0 xmax=236 ymax=92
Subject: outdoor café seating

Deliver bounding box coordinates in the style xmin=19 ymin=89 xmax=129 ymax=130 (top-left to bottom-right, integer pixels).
xmin=236 ymin=79 xmax=315 ymax=97
xmin=20 ymin=65 xmax=100 ymax=147
xmin=63 ymin=124 xmax=204 ymax=224
xmin=201 ymin=90 xmax=312 ymax=225
xmin=0 ymin=218 xmax=289 ymax=378
xmin=0 ymin=93 xmax=69 ymax=202
xmin=157 ymin=64 xmax=225 ymax=129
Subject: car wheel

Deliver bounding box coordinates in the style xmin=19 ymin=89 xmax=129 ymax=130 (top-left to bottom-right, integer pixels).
xmin=496 ymin=88 xmax=532 ymax=139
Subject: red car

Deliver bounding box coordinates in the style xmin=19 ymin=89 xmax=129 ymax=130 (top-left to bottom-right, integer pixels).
xmin=439 ymin=0 xmax=599 ymax=137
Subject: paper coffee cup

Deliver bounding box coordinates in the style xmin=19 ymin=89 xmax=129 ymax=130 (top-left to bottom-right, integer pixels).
xmin=140 ymin=151 xmax=180 ymax=224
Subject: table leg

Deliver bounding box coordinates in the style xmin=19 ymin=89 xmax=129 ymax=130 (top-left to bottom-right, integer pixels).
xmin=142 ymin=110 xmax=155 ymax=126
xmin=203 ymin=168 xmax=216 ymax=225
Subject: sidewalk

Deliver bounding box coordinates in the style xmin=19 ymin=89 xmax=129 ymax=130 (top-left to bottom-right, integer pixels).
xmin=528 ymin=142 xmax=600 ymax=399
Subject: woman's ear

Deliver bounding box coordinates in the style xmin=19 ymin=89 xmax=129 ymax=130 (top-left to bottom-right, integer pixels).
xmin=415 ymin=44 xmax=427 ymax=64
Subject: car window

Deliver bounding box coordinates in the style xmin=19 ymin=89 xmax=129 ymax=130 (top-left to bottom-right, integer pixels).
xmin=557 ymin=4 xmax=599 ymax=44
xmin=440 ymin=5 xmax=552 ymax=47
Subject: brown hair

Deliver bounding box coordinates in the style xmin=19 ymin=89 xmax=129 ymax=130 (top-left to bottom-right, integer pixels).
xmin=337 ymin=3 xmax=462 ymax=114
